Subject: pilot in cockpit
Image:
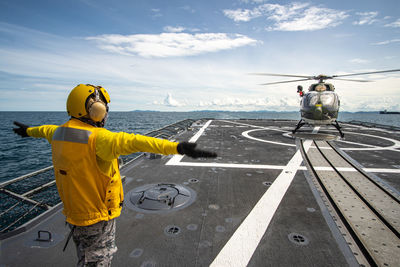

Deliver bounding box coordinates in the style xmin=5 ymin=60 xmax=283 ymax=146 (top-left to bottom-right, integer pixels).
xmin=315 ymin=84 xmax=327 ymax=92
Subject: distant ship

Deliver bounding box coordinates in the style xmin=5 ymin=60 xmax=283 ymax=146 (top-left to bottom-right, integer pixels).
xmin=379 ymin=109 xmax=400 ymax=114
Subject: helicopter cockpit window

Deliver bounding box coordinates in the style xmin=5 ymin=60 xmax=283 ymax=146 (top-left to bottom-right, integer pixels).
xmin=320 ymin=93 xmax=335 ymax=106
xmin=326 ymin=84 xmax=334 ymax=91
xmin=315 ymin=84 xmax=326 ymax=92
xmin=306 ymin=92 xmax=319 ymax=106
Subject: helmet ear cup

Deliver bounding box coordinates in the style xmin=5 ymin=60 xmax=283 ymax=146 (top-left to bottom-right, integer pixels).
xmin=88 ymin=101 xmax=107 ymax=122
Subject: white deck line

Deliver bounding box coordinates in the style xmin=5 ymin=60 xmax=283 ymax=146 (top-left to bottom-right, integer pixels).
xmin=189 ymin=120 xmax=212 ymax=143
xmin=166 ymin=120 xmax=399 ymax=266
xmin=166 ymin=120 xmax=212 ymax=166
xmin=168 ymin=161 xmax=400 ymax=173
xmin=210 ymin=127 xmax=319 ymax=267
xmin=167 ymin=119 xmax=400 ymax=172
xmin=168 ymin=161 xmax=287 ymax=170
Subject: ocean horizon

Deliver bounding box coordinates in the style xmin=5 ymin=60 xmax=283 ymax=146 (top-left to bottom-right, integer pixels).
xmin=1 ymin=110 xmax=399 ymax=183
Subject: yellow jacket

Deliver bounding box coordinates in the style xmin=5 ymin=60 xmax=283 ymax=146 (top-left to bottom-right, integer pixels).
xmin=27 ymin=118 xmax=178 ymax=226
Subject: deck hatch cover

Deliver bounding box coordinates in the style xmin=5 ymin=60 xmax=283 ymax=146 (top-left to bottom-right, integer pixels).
xmin=126 ymin=183 xmax=196 ymax=213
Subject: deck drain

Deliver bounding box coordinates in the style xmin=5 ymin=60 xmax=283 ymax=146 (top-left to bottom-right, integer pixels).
xmin=199 ymin=240 xmax=212 ymax=248
xmin=164 ymin=225 xmax=181 ymax=236
xmin=130 ymin=248 xmax=144 ymax=258
xmin=288 ymin=233 xmax=309 ymax=246
xmin=216 ymin=225 xmax=226 ymax=233
xmin=189 ymin=178 xmax=199 ymax=183
xmin=187 ymin=224 xmax=198 ymax=231
xmin=263 ymin=181 xmax=272 ymax=186
xmin=225 ymin=218 xmax=233 ymax=223
xmin=126 ymin=183 xmax=196 ymax=214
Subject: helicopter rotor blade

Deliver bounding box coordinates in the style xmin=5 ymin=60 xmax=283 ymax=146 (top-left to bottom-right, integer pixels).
xmin=260 ymin=78 xmax=312 ymax=85
xmin=333 ymin=69 xmax=400 ymax=78
xmin=332 ymin=78 xmax=372 ymax=82
xmin=249 ymin=73 xmax=313 ymax=79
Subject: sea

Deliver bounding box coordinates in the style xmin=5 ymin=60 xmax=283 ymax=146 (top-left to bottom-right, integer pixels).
xmin=1 ymin=111 xmax=399 ymax=184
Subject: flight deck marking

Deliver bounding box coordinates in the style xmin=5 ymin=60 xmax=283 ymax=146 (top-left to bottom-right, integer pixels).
xmin=209 ymin=127 xmax=319 ymax=267
xmin=166 ymin=120 xmax=400 ymax=174
xmin=166 ymin=120 xmax=213 ymax=166
xmin=166 ymin=119 xmax=398 ymax=266
xmin=221 ymin=119 xmax=400 ymax=152
xmin=242 ymin=129 xmax=296 ymax=147
xmin=190 ymin=120 xmax=213 ymax=143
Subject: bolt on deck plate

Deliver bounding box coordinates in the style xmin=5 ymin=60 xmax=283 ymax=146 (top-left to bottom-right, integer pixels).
xmin=125 ymin=183 xmax=196 ymax=213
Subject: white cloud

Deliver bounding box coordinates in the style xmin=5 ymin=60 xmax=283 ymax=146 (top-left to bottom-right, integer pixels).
xmin=163 ymin=93 xmax=185 ymax=107
xmin=268 ymin=5 xmax=348 ymax=31
xmin=152 ymin=93 xmax=300 ymax=111
xmin=223 ymin=8 xmax=262 ymax=22
xmin=385 ymin=18 xmax=400 ymax=28
xmin=371 ymin=39 xmax=400 ymax=45
xmin=164 ymin=26 xmax=186 ymax=33
xmin=224 ymin=3 xmax=348 ymax=31
xmin=180 ymin=5 xmax=195 ymax=13
xmin=154 ymin=93 xmax=186 ymax=107
xmin=239 ymin=0 xmax=268 ymax=3
xmin=86 ymin=33 xmax=258 ymax=58
xmin=349 ymin=58 xmax=370 ymax=64
xmin=151 ymin=8 xmax=162 ymax=18
xmin=353 ymin=12 xmax=378 ymax=25
xmin=347 ymin=97 xmax=400 ymax=112
xmin=196 ymin=96 xmax=299 ymax=111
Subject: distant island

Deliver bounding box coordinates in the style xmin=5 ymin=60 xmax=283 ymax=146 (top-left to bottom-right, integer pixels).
xmin=379 ymin=110 xmax=400 ymax=114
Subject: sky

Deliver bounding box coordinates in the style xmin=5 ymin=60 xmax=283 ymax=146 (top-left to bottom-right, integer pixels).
xmin=0 ymin=0 xmax=399 ymax=112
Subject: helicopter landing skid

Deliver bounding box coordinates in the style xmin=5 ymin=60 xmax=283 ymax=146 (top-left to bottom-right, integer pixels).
xmin=292 ymin=119 xmax=306 ymax=134
xmin=331 ymin=120 xmax=344 ymax=138
xmin=292 ymin=119 xmax=344 ymax=138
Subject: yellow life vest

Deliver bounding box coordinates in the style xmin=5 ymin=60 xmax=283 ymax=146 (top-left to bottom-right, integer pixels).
xmin=51 ymin=119 xmax=123 ymax=226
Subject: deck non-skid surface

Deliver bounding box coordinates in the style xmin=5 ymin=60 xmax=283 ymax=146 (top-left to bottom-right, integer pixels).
xmin=1 ymin=119 xmax=399 ymax=267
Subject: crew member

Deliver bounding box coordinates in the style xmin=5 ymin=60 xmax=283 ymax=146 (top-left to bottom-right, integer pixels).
xmin=13 ymin=84 xmax=216 ymax=266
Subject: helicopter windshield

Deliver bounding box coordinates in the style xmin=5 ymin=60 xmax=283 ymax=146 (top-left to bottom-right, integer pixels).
xmin=320 ymin=93 xmax=335 ymax=105
xmin=315 ymin=84 xmax=326 ymax=92
xmin=306 ymin=92 xmax=319 ymax=106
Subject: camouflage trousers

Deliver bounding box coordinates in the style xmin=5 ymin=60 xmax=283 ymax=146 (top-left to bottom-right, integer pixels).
xmin=69 ymin=219 xmax=117 ymax=267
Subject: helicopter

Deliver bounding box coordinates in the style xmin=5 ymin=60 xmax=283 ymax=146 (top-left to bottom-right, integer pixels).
xmin=251 ymin=69 xmax=400 ymax=137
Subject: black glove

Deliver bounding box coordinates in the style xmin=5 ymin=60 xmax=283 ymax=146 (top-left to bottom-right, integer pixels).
xmin=177 ymin=142 xmax=217 ymax=159
xmin=13 ymin=121 xmax=29 ymax=137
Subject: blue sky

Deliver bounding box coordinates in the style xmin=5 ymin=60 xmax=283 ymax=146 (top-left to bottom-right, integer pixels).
xmin=0 ymin=0 xmax=399 ymax=111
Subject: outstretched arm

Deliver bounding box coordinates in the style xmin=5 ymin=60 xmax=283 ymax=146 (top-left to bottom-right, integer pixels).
xmin=13 ymin=121 xmax=58 ymax=143
xmin=96 ymin=130 xmax=217 ymax=160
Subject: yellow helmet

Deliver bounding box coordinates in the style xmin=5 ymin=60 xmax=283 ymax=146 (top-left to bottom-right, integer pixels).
xmin=66 ymin=84 xmax=111 ymax=118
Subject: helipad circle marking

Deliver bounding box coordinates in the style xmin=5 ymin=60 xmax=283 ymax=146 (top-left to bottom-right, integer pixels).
xmin=339 ymin=132 xmax=400 ymax=151
xmin=242 ymin=129 xmax=296 ymax=147
xmin=242 ymin=128 xmax=400 ymax=152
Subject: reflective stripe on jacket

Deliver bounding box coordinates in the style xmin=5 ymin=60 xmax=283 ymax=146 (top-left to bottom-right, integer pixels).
xmin=52 ymin=119 xmax=123 ymax=226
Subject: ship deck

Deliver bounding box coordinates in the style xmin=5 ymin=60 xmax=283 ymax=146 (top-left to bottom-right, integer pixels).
xmin=1 ymin=119 xmax=400 ymax=267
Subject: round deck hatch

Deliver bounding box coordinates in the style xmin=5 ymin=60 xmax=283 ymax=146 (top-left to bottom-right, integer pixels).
xmin=126 ymin=183 xmax=196 ymax=213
